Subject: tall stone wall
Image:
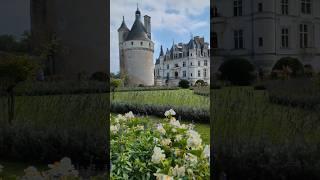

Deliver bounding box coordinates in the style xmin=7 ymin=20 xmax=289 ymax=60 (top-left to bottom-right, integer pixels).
xmin=123 ymin=40 xmax=154 ymax=86
xmin=31 ymin=0 xmax=108 ymax=79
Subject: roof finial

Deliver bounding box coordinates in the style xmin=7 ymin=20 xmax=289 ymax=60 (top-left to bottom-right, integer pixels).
xmin=122 ymin=16 xmax=125 ymax=22
xmin=137 ymin=3 xmax=139 ymax=10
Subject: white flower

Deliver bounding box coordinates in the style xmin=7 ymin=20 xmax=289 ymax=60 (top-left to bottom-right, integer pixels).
xmin=169 ymin=118 xmax=181 ymax=128
xmin=157 ymin=123 xmax=166 ymax=134
xmin=172 ymin=128 xmax=177 ymax=133
xmin=185 ymin=153 xmax=198 ymax=166
xmin=124 ymin=111 xmax=135 ymax=119
xmin=115 ymin=114 xmax=126 ymax=122
xmin=46 ymin=157 xmax=79 ymax=178
xmin=172 ymin=165 xmax=185 ymax=177
xmin=161 ymin=138 xmax=172 ymax=146
xmin=154 ymin=173 xmax=174 ymax=180
xmin=187 ymin=130 xmax=202 ymax=149
xmin=164 ymin=109 xmax=176 ymax=117
xmin=175 ymin=134 xmax=183 ymax=142
xmin=110 ymin=124 xmax=120 ymax=134
xmin=22 ymin=166 xmax=43 ymax=180
xmin=203 ymin=145 xmax=210 ymax=159
xmin=151 ymin=147 xmax=166 ymax=164
xmin=180 ymin=124 xmax=188 ymax=129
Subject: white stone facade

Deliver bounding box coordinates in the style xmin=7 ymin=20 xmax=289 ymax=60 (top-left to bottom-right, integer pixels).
xmin=213 ymin=0 xmax=320 ymax=73
xmin=154 ymin=36 xmax=210 ymax=86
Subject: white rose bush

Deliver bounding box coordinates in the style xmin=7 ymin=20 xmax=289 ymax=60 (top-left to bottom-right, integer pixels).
xmin=111 ymin=109 xmax=210 ymax=179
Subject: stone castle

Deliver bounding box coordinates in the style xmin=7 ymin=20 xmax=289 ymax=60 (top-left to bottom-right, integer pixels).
xmin=118 ymin=6 xmax=154 ymax=86
xmin=212 ymin=0 xmax=320 ymax=74
xmin=155 ymin=37 xmax=210 ymax=86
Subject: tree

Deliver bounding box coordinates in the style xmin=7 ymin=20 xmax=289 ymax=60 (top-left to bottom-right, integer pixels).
xmin=179 ymin=79 xmax=190 ymax=88
xmin=272 ymin=57 xmax=304 ymax=78
xmin=219 ymin=58 xmax=256 ymax=86
xmin=0 ymin=54 xmax=40 ymax=124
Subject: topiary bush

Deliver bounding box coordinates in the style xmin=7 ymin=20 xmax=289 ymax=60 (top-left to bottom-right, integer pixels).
xmin=272 ymin=57 xmax=304 ymax=78
xmin=178 ymin=79 xmax=190 ymax=88
xmin=219 ymin=58 xmax=256 ymax=86
xmin=195 ymin=80 xmax=205 ymax=86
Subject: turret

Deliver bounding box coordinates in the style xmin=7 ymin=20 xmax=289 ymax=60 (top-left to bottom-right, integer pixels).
xmin=118 ymin=16 xmax=129 ymax=44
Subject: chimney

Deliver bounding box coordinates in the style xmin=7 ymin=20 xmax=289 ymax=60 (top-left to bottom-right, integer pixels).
xmin=144 ymin=15 xmax=151 ymax=39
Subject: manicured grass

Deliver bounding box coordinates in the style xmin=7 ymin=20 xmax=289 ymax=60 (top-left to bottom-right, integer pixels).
xmin=112 ymin=89 xmax=209 ymax=109
xmin=211 ymin=86 xmax=320 ymax=179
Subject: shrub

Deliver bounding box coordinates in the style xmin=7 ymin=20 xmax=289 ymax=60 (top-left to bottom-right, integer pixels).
xmin=179 ymin=79 xmax=190 ymax=88
xmin=111 ymin=110 xmax=210 ymax=179
xmin=272 ymin=57 xmax=304 ymax=78
xmin=219 ymin=58 xmax=256 ymax=86
xmin=195 ymin=80 xmax=205 ymax=86
xmin=110 ymin=78 xmax=122 ymax=90
xmin=90 ymin=71 xmax=108 ymax=82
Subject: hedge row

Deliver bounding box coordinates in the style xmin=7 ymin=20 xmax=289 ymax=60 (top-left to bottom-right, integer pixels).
xmin=0 ymin=80 xmax=108 ymax=96
xmin=114 ymin=86 xmax=180 ymax=92
xmin=111 ymin=102 xmax=209 ymax=124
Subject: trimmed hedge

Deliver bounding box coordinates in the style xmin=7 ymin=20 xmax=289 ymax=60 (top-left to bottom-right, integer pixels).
xmin=219 ymin=58 xmax=256 ymax=86
xmin=111 ymin=102 xmax=209 ymax=123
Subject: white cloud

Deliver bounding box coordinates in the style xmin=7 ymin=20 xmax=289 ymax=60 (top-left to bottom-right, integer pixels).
xmin=110 ymin=0 xmax=210 ymax=73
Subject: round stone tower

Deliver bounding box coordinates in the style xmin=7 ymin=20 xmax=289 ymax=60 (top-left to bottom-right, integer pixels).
xmin=118 ymin=6 xmax=154 ymax=86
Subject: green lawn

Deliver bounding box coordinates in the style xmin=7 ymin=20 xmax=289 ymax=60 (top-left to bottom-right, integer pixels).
xmin=112 ymin=89 xmax=209 ymax=109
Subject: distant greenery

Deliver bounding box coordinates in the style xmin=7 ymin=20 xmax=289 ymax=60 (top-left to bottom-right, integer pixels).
xmin=178 ymin=79 xmax=190 ymax=88
xmin=0 ymin=31 xmax=32 ymax=53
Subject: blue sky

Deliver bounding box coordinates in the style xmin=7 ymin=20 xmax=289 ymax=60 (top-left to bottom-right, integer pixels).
xmin=110 ymin=0 xmax=210 ymax=73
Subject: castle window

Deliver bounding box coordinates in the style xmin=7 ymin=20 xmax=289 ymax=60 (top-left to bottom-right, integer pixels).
xmin=131 ymin=42 xmax=134 ymax=45
xmin=281 ymin=0 xmax=289 ymax=15
xmin=141 ymin=42 xmax=143 ymax=45
xmin=183 ymin=61 xmax=186 ymax=67
xmin=190 ymin=62 xmax=193 ymax=66
xmin=204 ymin=60 xmax=208 ymax=66
xmin=175 ymin=72 xmax=179 ymax=79
xmin=300 ymin=24 xmax=308 ymax=48
xmin=233 ymin=0 xmax=243 ymax=16
xmin=191 ymin=73 xmax=193 ymax=77
xmin=281 ymin=28 xmax=289 ymax=48
xmin=175 ymin=64 xmax=179 ymax=67
xmin=258 ymin=3 xmax=263 ymax=12
xmin=204 ymin=69 xmax=207 ymax=77
xmin=198 ymin=70 xmax=201 ymax=77
xmin=259 ymin=37 xmax=263 ymax=47
xmin=301 ymin=0 xmax=311 ymax=14
xmin=167 ymin=72 xmax=170 ymax=79
xmin=234 ymin=30 xmax=244 ymax=49
xmin=198 ymin=61 xmax=201 ymax=66
xmin=167 ymin=64 xmax=170 ymax=69
xmin=183 ymin=71 xmax=187 ymax=77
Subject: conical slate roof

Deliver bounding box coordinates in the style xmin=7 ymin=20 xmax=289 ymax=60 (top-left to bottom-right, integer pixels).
xmin=125 ymin=18 xmax=150 ymax=41
xmin=118 ymin=16 xmax=129 ymax=31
